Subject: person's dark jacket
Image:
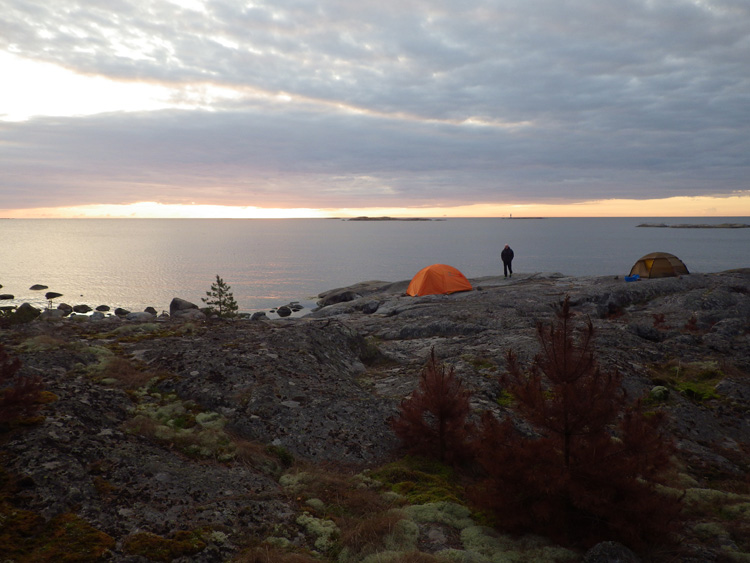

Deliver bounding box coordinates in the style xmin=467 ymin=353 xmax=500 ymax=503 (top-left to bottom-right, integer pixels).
xmin=501 ymin=247 xmax=514 ymax=263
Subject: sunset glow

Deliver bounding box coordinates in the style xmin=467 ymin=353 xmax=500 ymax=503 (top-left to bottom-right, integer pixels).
xmin=3 ymin=194 xmax=749 ymax=219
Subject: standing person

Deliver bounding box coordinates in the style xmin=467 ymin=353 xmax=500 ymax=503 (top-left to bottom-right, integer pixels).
xmin=501 ymin=244 xmax=514 ymax=278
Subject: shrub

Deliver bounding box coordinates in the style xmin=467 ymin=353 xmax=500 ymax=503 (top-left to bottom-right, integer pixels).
xmin=390 ymin=348 xmax=473 ymax=464
xmin=0 ymin=343 xmax=44 ymax=426
xmin=474 ymin=296 xmax=681 ymax=550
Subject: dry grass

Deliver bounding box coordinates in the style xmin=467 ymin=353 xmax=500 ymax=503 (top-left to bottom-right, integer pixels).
xmin=19 ymin=334 xmax=67 ymax=351
xmin=230 ymin=434 xmax=288 ymax=474
xmin=389 ymin=553 xmax=441 ymax=563
xmin=276 ymin=463 xmax=409 ymax=558
xmin=339 ymin=510 xmax=405 ymax=554
xmin=100 ymin=357 xmax=155 ymax=389
xmin=122 ymin=414 xmax=160 ymax=438
xmin=234 ymin=546 xmax=318 ymax=563
xmin=289 ymin=463 xmax=395 ymax=518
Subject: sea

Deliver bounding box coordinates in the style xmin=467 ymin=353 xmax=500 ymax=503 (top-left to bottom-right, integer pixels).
xmin=1 ymin=217 xmax=748 ymax=316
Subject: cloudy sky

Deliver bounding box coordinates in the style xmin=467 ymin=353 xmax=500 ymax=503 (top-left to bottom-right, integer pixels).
xmin=1 ymin=0 xmax=749 ymax=218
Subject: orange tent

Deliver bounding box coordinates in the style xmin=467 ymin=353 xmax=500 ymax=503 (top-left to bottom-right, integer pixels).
xmin=406 ymin=264 xmax=473 ymax=296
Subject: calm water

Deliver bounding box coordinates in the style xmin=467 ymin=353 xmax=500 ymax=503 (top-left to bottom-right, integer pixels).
xmin=1 ymin=218 xmax=748 ymax=315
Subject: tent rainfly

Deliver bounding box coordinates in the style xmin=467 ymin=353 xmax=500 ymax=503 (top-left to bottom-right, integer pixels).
xmin=406 ymin=264 xmax=473 ymax=296
xmin=629 ymin=252 xmax=689 ymax=279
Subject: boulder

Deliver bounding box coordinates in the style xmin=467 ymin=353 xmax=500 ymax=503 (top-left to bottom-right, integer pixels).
xmin=251 ymin=312 xmax=268 ymax=321
xmin=40 ymin=309 xmax=66 ymax=321
xmin=45 ymin=292 xmax=63 ymax=300
xmin=30 ymin=284 xmax=49 ymax=290
xmin=73 ymin=304 xmax=93 ymax=314
xmin=170 ymin=297 xmax=199 ymax=317
xmin=0 ymin=294 xmax=14 ymax=300
xmin=628 ymin=323 xmax=664 ymax=343
xmin=15 ymin=303 xmax=41 ymax=323
xmin=95 ymin=305 xmax=110 ymax=312
xmin=317 ymin=290 xmax=361 ymax=308
xmin=362 ymin=301 xmax=380 ymax=314
xmin=172 ymin=308 xmax=205 ymax=321
xmin=126 ymin=312 xmax=156 ymax=322
xmin=276 ymin=306 xmax=292 ymax=318
xmin=144 ymin=306 xmax=158 ymax=315
xmin=91 ymin=311 xmax=106 ymax=321
xmin=57 ymin=303 xmax=73 ymax=316
xmin=583 ymin=541 xmax=641 ymax=563
xmin=114 ymin=308 xmax=130 ymax=317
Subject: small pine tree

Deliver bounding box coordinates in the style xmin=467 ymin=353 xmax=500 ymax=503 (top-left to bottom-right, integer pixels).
xmin=202 ymin=275 xmax=239 ymax=318
xmin=391 ymin=348 xmax=473 ymax=464
xmin=474 ymin=296 xmax=681 ymax=549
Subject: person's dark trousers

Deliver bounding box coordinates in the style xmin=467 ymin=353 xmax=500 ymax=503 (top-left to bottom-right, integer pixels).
xmin=503 ymin=262 xmax=512 ymax=277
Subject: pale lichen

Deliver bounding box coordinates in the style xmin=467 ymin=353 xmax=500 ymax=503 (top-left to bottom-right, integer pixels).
xmin=296 ymin=511 xmax=339 ymax=552
xmin=404 ymin=502 xmax=474 ymax=530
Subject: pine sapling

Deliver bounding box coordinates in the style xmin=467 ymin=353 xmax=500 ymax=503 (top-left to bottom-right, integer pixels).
xmin=474 ymin=296 xmax=681 ymax=549
xmin=391 ymin=348 xmax=473 ymax=464
xmin=202 ymin=275 xmax=239 ymax=318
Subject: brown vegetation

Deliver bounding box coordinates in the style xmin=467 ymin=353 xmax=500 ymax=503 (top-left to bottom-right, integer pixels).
xmin=0 ymin=343 xmax=44 ymax=426
xmin=235 ymin=546 xmax=319 ymax=563
xmin=473 ymin=297 xmax=682 ymax=549
xmin=391 ymin=298 xmax=683 ymax=552
xmin=390 ymin=348 xmax=473 ymax=464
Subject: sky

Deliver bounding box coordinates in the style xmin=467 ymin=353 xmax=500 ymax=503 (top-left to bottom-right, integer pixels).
xmin=1 ymin=0 xmax=749 ymax=218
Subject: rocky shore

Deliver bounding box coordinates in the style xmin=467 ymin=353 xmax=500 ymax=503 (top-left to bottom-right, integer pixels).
xmin=1 ymin=269 xmax=749 ymax=562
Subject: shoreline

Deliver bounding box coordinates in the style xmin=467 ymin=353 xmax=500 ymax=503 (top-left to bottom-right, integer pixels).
xmin=4 ymin=269 xmax=750 ymax=322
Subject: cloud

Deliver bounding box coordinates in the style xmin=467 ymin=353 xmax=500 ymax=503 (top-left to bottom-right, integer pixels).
xmin=1 ymin=0 xmax=749 ymax=212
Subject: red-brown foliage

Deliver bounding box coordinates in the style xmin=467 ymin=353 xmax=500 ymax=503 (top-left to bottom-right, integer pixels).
xmin=391 ymin=348 xmax=473 ymax=464
xmin=0 ymin=342 xmax=44 ymax=425
xmin=683 ymin=315 xmax=699 ymax=332
xmin=473 ymin=297 xmax=681 ymax=550
xmin=652 ymin=313 xmax=670 ymax=329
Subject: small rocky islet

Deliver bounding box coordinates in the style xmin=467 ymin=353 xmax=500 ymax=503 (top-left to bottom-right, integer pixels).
xmin=637 ymin=222 xmax=750 ymax=228
xmin=1 ymin=269 xmax=750 ymax=562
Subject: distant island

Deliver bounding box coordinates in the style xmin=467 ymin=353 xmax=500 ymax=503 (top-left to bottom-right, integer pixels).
xmin=346 ymin=216 xmax=440 ymax=221
xmin=637 ymin=223 xmax=750 ymax=228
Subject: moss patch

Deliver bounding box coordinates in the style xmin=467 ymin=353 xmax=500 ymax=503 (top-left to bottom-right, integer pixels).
xmin=650 ymin=360 xmax=724 ymax=402
xmin=371 ymin=457 xmax=465 ymax=506
xmin=462 ymin=354 xmax=498 ymax=374
xmin=404 ymin=502 xmax=474 ymax=530
xmin=123 ymin=391 xmax=235 ymax=461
